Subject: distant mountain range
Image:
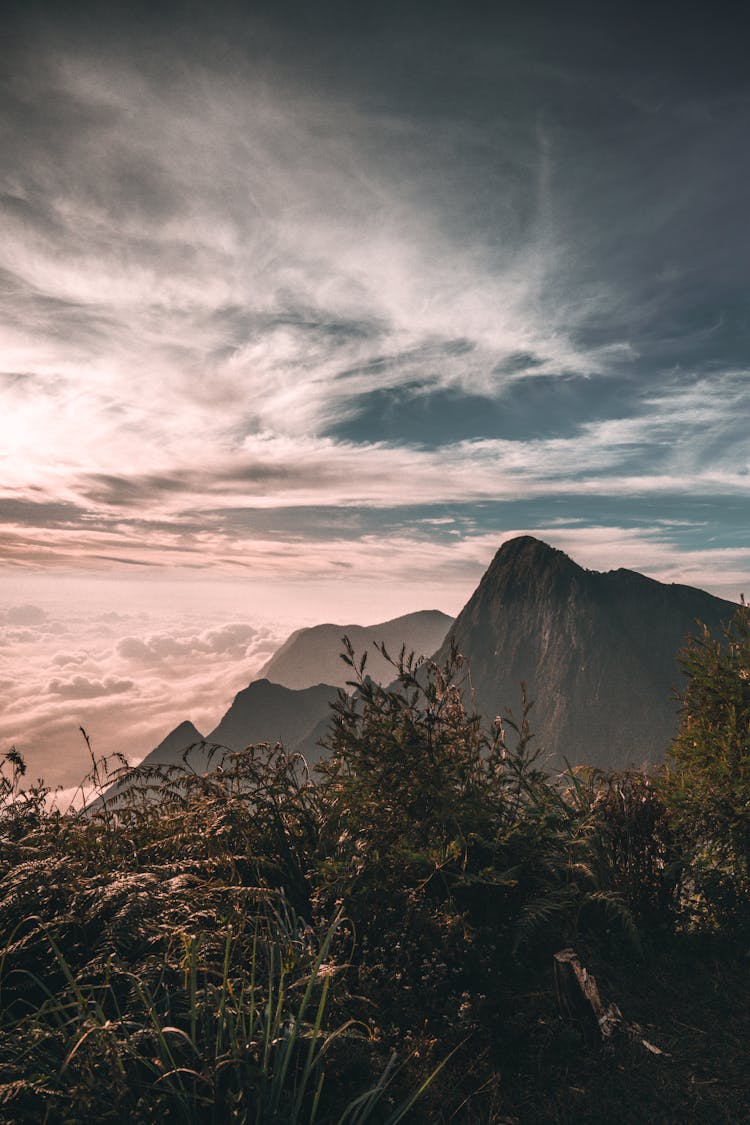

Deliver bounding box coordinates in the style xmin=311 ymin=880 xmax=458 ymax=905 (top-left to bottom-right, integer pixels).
xmin=256 ymin=610 xmax=453 ymax=689
xmin=90 ymin=611 xmax=451 ymax=807
xmin=135 ymin=719 xmax=205 ymax=767
xmin=92 ymin=537 xmax=739 ymax=808
xmin=208 ymin=679 xmax=339 ymax=757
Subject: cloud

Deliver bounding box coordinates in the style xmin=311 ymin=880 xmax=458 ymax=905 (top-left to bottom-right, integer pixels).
xmin=0 ymin=38 xmax=634 ymax=503
xmin=1 ymin=628 xmax=43 ymax=645
xmin=204 ymin=623 xmax=263 ymax=654
xmin=0 ymin=518 xmax=747 ymax=791
xmin=0 ymin=25 xmax=747 ymax=592
xmin=0 ymin=592 xmax=288 ymax=786
xmin=47 ymin=675 xmax=134 ymax=699
xmin=51 ymin=651 xmax=89 ymax=667
xmin=5 ymin=604 xmax=47 ymax=626
xmin=116 ymin=622 xmax=273 ymax=665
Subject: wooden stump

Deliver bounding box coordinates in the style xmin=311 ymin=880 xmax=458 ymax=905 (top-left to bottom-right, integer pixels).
xmin=553 ymin=948 xmax=622 ymax=1043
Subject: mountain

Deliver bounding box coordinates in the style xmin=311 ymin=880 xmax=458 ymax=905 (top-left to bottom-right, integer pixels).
xmin=90 ymin=537 xmax=740 ymax=816
xmin=88 ymin=682 xmax=341 ymax=813
xmin=257 ymin=610 xmax=453 ymax=690
xmin=204 ymin=679 xmax=339 ymax=757
xmin=432 ymin=536 xmax=737 ymax=770
xmin=135 ymin=719 xmax=205 ymax=766
xmin=91 ymin=612 xmax=453 ymax=809
xmin=124 ymin=681 xmax=340 ymax=777
xmin=86 ymin=719 xmax=206 ymax=811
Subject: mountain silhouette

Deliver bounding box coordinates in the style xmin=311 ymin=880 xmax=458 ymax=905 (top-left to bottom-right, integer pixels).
xmin=431 ymin=535 xmax=737 ymax=769
xmin=90 ymin=537 xmax=741 ymax=813
xmin=205 ymin=679 xmax=338 ymax=754
xmin=85 ymin=719 xmax=206 ymax=811
xmin=257 ymin=610 xmax=453 ymax=690
xmin=137 ymin=719 xmax=205 ymax=765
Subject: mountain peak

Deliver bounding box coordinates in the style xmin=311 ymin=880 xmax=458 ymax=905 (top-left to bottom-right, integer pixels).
xmin=478 ymin=536 xmax=582 ymax=599
xmin=492 ymin=535 xmax=575 ymax=566
xmin=435 ymin=537 xmax=736 ymax=770
xmin=142 ymin=720 xmax=205 ymax=765
xmin=170 ymin=720 xmax=203 ymax=739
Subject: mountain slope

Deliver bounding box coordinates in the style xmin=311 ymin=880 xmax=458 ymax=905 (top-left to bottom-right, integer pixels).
xmin=136 ymin=719 xmax=205 ymax=767
xmin=91 ymin=537 xmax=740 ymax=812
xmin=86 ymin=719 xmax=206 ymax=811
xmin=257 ymin=610 xmax=453 ymax=690
xmin=89 ymin=683 xmax=339 ymax=813
xmin=127 ymin=682 xmax=339 ymax=775
xmin=432 ymin=536 xmax=737 ymax=770
xmin=205 ymin=679 xmax=338 ymax=757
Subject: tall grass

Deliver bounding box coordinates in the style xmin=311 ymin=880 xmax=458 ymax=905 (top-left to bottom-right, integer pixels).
xmin=0 ymin=898 xmax=428 ymax=1122
xmin=0 ymin=744 xmax=450 ymax=1122
xmin=1 ymin=628 xmax=749 ymax=1122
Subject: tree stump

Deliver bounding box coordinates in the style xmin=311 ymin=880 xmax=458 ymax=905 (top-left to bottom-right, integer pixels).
xmin=553 ymin=948 xmax=622 ymax=1043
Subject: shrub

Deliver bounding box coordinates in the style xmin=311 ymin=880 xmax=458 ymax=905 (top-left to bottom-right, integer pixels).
xmin=664 ymin=601 xmax=750 ymax=927
xmin=314 ymin=640 xmax=646 ymax=1048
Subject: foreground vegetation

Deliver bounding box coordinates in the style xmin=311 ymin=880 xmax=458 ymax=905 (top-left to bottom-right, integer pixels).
xmin=1 ymin=606 xmax=749 ymax=1122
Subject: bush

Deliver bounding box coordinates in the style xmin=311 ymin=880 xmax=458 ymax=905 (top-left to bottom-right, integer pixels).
xmin=315 ymin=641 xmax=646 ymax=1043
xmin=0 ymin=745 xmax=444 ymax=1123
xmin=664 ymin=601 xmax=750 ymax=927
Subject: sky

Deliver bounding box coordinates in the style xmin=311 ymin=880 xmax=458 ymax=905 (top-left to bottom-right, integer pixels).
xmin=1 ymin=1 xmax=749 ymax=788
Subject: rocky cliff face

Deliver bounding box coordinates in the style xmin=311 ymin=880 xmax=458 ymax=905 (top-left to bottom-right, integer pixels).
xmin=432 ymin=536 xmax=737 ymax=770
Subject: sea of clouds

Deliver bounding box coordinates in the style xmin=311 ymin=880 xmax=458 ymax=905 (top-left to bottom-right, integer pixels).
xmin=0 ymin=595 xmax=285 ymax=796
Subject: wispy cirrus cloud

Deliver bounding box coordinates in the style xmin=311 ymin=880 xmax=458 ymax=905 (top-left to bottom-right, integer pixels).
xmin=2 ymin=67 xmax=749 ymax=539
xmin=0 ymin=36 xmax=638 ymax=510
xmin=1 ymin=373 xmax=749 ymax=579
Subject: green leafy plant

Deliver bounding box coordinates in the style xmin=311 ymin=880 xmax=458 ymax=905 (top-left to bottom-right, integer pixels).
xmin=664 ymin=600 xmax=750 ymax=926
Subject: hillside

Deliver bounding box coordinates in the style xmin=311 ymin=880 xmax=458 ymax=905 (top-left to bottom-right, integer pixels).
xmin=98 ymin=539 xmax=739 ymax=799
xmin=134 ymin=719 xmax=205 ymax=767
xmin=9 ymin=595 xmax=750 ymax=1123
xmin=88 ymin=683 xmax=340 ymax=811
